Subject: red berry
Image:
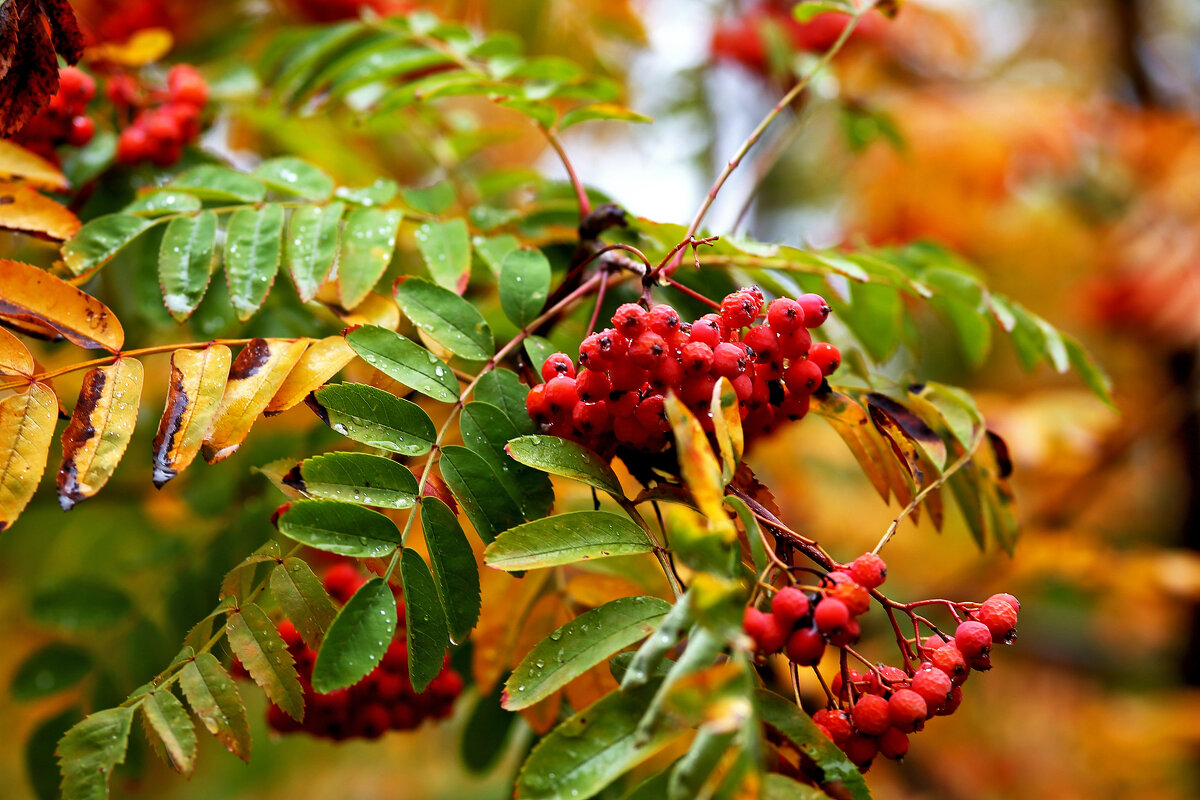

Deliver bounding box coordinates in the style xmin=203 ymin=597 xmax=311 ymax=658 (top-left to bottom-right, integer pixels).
xmin=743 ymin=606 xmax=769 ymax=640
xmin=756 ymin=612 xmax=790 ymax=653
xmin=679 ymin=374 xmax=717 ymax=407
xmin=954 ymin=620 xmax=992 ymax=659
xmin=58 ymin=67 xmax=95 ymax=105
xmin=937 ymin=685 xmax=964 ymax=716
xmin=978 ymin=596 xmax=1019 ymax=642
xmin=778 ymin=328 xmax=812 ymax=360
xmin=876 ymin=664 xmax=908 ymax=686
xmin=785 ymin=626 xmax=826 ymax=666
xmin=612 ymin=303 xmax=648 ymax=338
xmin=767 ymin=298 xmax=805 ymax=333
xmin=879 ymin=727 xmax=909 ymax=760
xmin=771 ymin=586 xmax=810 ymax=627
xmin=575 ymin=369 xmax=610 ymax=402
xmin=690 ymin=314 xmax=724 ymax=346
xmin=814 ymin=709 xmax=853 ymax=744
xmin=106 ymin=73 xmax=140 ymax=106
xmin=66 ymin=115 xmax=94 ymax=147
xmin=731 ymin=373 xmax=754 ymax=402
xmin=607 ymin=390 xmax=638 ymax=417
xmin=931 ymin=643 xmax=969 ymax=684
xmin=809 ymin=342 xmax=841 ymax=376
xmin=527 ymin=383 xmax=550 ymax=424
xmin=634 ymin=395 xmax=669 ymax=433
xmin=648 ymin=304 xmax=681 ymax=335
xmin=826 ymin=579 xmax=870 ymax=616
xmin=968 ymin=652 xmax=992 ymax=671
xmin=720 ymin=291 xmax=757 ymax=328
xmin=796 ymin=293 xmax=831 ymax=327
xmin=354 ymin=703 xmax=392 ymax=739
xmin=743 ymin=325 xmax=779 ymax=363
xmin=629 ymin=332 xmax=668 ymax=369
xmin=168 ymin=64 xmax=209 ymax=108
xmin=887 ymin=689 xmax=927 ymax=733
xmin=541 ymin=353 xmax=576 ymax=381
xmin=613 ymin=416 xmax=649 ymax=446
xmin=992 ymin=592 xmax=1021 ymax=611
xmin=572 ymin=401 xmax=610 ymax=435
xmin=851 ymin=694 xmax=890 ymax=736
xmin=544 ymin=376 xmax=578 ymax=416
xmin=608 ymin=360 xmax=647 ymax=393
xmin=814 ymin=597 xmax=850 ymax=635
xmin=680 ymin=342 xmax=714 ymax=375
xmin=780 ymin=390 xmax=810 ymax=421
xmin=647 ymin=356 xmax=683 ymax=393
xmin=712 ymin=342 xmax=747 ymax=378
xmin=116 ymin=126 xmax=151 ymax=164
xmin=841 ymin=733 xmax=879 ymax=768
xmin=910 ymin=665 xmax=953 ymax=713
xmin=783 ymin=358 xmax=823 ymax=394
xmin=847 ymin=553 xmax=887 ymax=589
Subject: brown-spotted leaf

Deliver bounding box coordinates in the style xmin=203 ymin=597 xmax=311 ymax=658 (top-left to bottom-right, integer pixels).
xmin=37 ymin=0 xmax=84 ymax=63
xmin=0 ymin=381 xmax=57 ymax=531
xmin=0 ymin=259 xmax=124 ymax=351
xmin=225 ymin=602 xmax=305 ymax=720
xmin=0 ymin=138 xmax=68 ymax=190
xmin=57 ymin=356 xmax=143 ymax=510
xmin=0 ymin=181 xmax=80 ymax=240
xmin=0 ymin=327 xmax=34 ymax=376
xmin=812 ymin=389 xmax=892 ymax=503
xmin=264 ymin=336 xmax=355 ymax=415
xmin=152 ymin=344 xmax=232 ymax=487
xmin=866 ymin=393 xmax=948 ymax=477
xmin=201 ymin=338 xmax=308 ymax=464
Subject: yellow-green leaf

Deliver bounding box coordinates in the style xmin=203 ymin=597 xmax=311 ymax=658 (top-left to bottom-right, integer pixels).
xmin=0 ymin=381 xmax=57 ymax=532
xmin=225 ymin=603 xmax=304 ymax=720
xmin=57 ymin=357 xmax=143 ymax=510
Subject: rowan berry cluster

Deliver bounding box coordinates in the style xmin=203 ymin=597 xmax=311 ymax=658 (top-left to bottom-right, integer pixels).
xmin=526 ymin=289 xmax=840 ymax=454
xmin=12 ymin=67 xmax=97 ymax=162
xmin=745 ymin=553 xmax=1021 ymax=770
xmin=259 ymin=562 xmax=463 ymax=741
xmin=111 ymin=64 xmax=209 ymax=167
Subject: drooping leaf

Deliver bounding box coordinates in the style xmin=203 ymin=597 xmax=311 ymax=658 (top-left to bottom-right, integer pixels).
xmin=225 ymin=603 xmax=304 ymax=720
xmin=0 ymin=138 xmax=68 ymax=190
xmin=710 ymin=377 xmax=743 ymax=483
xmin=264 ymin=335 xmax=355 ymax=415
xmin=273 ymin=498 xmax=402 ymax=557
xmin=395 ymin=277 xmax=494 ymax=361
xmin=484 ymin=511 xmax=655 ymax=571
xmin=57 ymin=357 xmax=143 ymax=510
xmin=56 ymin=706 xmax=135 ymax=800
xmin=345 ymin=324 xmax=459 ymax=402
xmin=168 ymin=165 xmax=265 ymax=203
xmin=401 ymin=548 xmax=451 ymax=693
xmin=460 ymin=402 xmax=553 ymax=517
xmin=0 ymin=180 xmax=80 ymax=240
xmin=0 ymin=381 xmax=57 ymax=532
xmin=474 ymin=368 xmax=534 ymax=433
xmin=415 ymin=218 xmax=471 ymax=291
xmin=270 ymin=557 xmax=337 ymax=650
xmin=499 ymin=247 xmax=550 ymax=328
xmin=10 ymin=642 xmax=92 ymax=700
xmin=0 ymin=259 xmax=124 ymax=351
xmin=252 ymin=157 xmax=334 ymax=200
xmin=756 ymin=690 xmax=871 ymax=800
xmin=667 ymin=727 xmax=739 ymax=800
xmin=312 ymin=577 xmax=397 ymax=692
xmin=284 ymin=202 xmax=343 ymax=302
xmin=762 ymin=774 xmax=828 ymax=800
xmin=139 ymin=689 xmax=197 ymax=774
xmin=305 ymin=381 xmax=436 ymax=454
xmin=151 ymin=344 xmax=231 ymax=487
xmin=224 ymin=204 xmax=285 ymax=321
xmin=421 ymin=496 xmax=481 ymax=644
xmin=621 ymin=593 xmax=693 ymax=690
xmin=201 ymin=338 xmax=308 ymax=463
xmin=26 ymin=705 xmax=79 ymax=800
xmin=178 ymin=653 xmax=250 ymax=761
xmin=438 ymin=444 xmax=525 ymax=544
xmin=505 ymin=435 xmax=623 ymax=497
xmin=665 ymin=394 xmax=727 ymax=522
xmin=158 ymin=210 xmax=218 ymax=321
xmin=461 ymin=683 xmax=518 ymax=774
xmin=284 ymin=451 xmax=418 ymax=508
xmin=515 ymin=680 xmax=684 ymax=800
xmin=61 ymin=214 xmax=152 ymax=276
xmin=30 ymin=578 xmax=131 ymax=631
xmin=812 ymin=389 xmax=891 ymax=502
xmin=724 ymin=495 xmax=770 ymax=577
xmin=338 ymin=207 xmax=402 ymax=309
xmin=504 ymin=596 xmax=670 ymax=710
xmin=0 ymin=326 xmax=34 ymax=375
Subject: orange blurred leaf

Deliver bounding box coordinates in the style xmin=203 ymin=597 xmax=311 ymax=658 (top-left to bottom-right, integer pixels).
xmin=0 ymin=181 xmax=80 ymax=240
xmin=0 ymin=259 xmax=124 ymax=351
xmin=0 ymin=138 xmax=68 ymax=191
xmin=87 ymin=28 xmax=173 ymax=66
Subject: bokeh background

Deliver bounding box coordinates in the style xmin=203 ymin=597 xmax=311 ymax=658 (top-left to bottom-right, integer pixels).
xmin=3 ymin=1 xmax=1200 ymax=798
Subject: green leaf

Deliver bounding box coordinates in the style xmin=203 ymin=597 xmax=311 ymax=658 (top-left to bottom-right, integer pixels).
xmin=225 ymin=603 xmax=304 ymax=720
xmin=274 ymin=498 xmax=402 ymax=557
xmin=31 ymin=578 xmax=132 ymax=631
xmin=667 ymin=728 xmax=737 ymax=800
xmin=460 ymin=402 xmax=553 ymax=517
xmin=756 ymin=690 xmax=871 ymax=800
xmin=252 ymin=157 xmax=334 ymax=200
xmin=62 ymin=214 xmax=153 ymax=276
xmin=523 ymin=336 xmax=555 ymax=378
xmin=621 ymin=594 xmax=692 ymax=689
xmin=346 ymin=325 xmax=460 ymax=402
xmin=401 ymin=548 xmax=451 ymax=693
xmin=421 ymin=496 xmax=482 ymax=644
xmin=496 ymin=97 xmax=557 ymax=128
xmin=724 ymin=495 xmax=769 ymax=577
xmin=224 ymin=204 xmax=284 ymax=321
xmin=125 ymin=191 xmax=201 ymax=217
xmin=140 ymin=689 xmax=197 ymax=774
xmin=515 ymin=680 xmax=685 ymax=800
xmin=335 ymin=177 xmax=398 ymax=206
xmin=396 ymin=277 xmax=494 ymax=361
xmin=461 ymin=683 xmax=517 ymax=774
xmin=159 ymin=210 xmax=217 ymax=322
xmin=27 ymin=706 xmax=80 ymax=800
xmin=286 ymin=451 xmax=419 ymax=509
xmin=284 ymin=202 xmax=343 ymax=302
xmin=56 ymin=707 xmax=134 ymax=800
xmin=312 ymin=577 xmax=398 ymax=692
xmin=169 ymin=165 xmax=265 ymax=203
xmin=833 ymin=281 xmax=902 ymax=362
xmin=484 ymin=511 xmax=654 ymax=571
xmin=763 ymin=773 xmax=829 ymax=800
xmin=325 ymin=42 xmax=453 ymax=98
xmin=272 ymin=21 xmax=368 ymax=102
xmin=338 ymin=207 xmax=403 ymax=308
xmin=415 ymin=218 xmax=471 ymax=291
xmin=505 ymin=435 xmax=622 ymax=497
xmin=475 ymin=368 xmax=535 ymax=433
xmin=473 ymin=233 xmax=520 ymax=277
xmin=307 ymin=381 xmax=436 ymax=455
xmin=558 ymin=103 xmax=651 ymax=131
xmin=270 ymin=557 xmax=338 ymax=650
xmin=504 ymin=596 xmax=670 ymax=710
xmin=499 ymin=247 xmax=550 ymax=328
xmin=178 ymin=653 xmax=250 ymax=761
xmin=10 ymin=642 xmax=92 ymax=700
xmin=1063 ymin=333 xmax=1115 ymax=407
xmin=438 ymin=444 xmax=525 ymax=544
xmin=401 ymin=182 xmax=455 ymax=215
xmin=793 ymin=1 xmax=852 ymax=23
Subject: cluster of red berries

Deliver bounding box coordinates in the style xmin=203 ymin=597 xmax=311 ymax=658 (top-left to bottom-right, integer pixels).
xmin=112 ymin=65 xmax=208 ymax=167
xmin=526 ymin=289 xmax=840 ymax=454
xmin=255 ymin=562 xmax=463 ymax=741
xmin=12 ymin=67 xmax=97 ymax=162
xmin=745 ymin=554 xmax=1020 ymax=770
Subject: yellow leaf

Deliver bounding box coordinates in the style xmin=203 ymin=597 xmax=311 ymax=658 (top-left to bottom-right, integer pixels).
xmin=151 ymin=344 xmax=232 ymax=487
xmin=264 ymin=335 xmax=354 ymax=415
xmin=710 ymin=377 xmax=743 ymax=482
xmin=813 ymin=390 xmax=892 ymax=503
xmin=0 ymin=139 xmax=68 ymax=191
xmin=564 ymin=572 xmax=647 ymax=608
xmin=0 ymin=381 xmax=57 ymax=531
xmin=87 ymin=28 xmax=174 ymax=66
xmin=0 ymin=327 xmax=34 ymax=376
xmin=326 ymin=290 xmax=401 ymax=330
xmin=665 ymin=393 xmax=726 ymax=522
xmin=0 ymin=181 xmax=81 ymax=240
xmin=57 ymin=357 xmax=143 ymax=510
xmin=0 ymin=259 xmax=124 ymax=351
xmin=201 ymin=339 xmax=308 ymax=464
